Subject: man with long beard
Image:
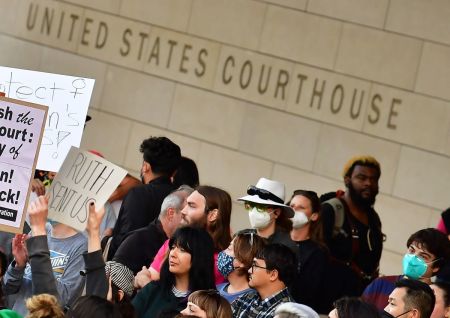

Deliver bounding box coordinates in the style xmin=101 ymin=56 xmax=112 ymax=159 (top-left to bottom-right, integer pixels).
xmin=321 ymin=156 xmax=384 ymax=292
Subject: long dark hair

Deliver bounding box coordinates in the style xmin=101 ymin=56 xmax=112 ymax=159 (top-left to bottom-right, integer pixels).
xmin=196 ymin=186 xmax=232 ymax=252
xmin=160 ymin=226 xmax=215 ymax=293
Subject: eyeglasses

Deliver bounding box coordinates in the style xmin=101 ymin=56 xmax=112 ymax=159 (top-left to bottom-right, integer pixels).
xmin=244 ymin=201 xmax=274 ymax=213
xmin=247 ymin=186 xmax=283 ymax=204
xmin=251 ymin=259 xmax=271 ymax=271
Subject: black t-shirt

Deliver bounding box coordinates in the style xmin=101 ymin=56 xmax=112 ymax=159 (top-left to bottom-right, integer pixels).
xmin=113 ymin=220 xmax=168 ymax=275
xmin=107 ymin=176 xmax=175 ymax=260
xmin=290 ymin=239 xmax=328 ymax=312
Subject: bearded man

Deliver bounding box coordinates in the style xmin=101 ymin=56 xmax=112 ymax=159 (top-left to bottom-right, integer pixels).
xmin=321 ymin=156 xmax=384 ymax=291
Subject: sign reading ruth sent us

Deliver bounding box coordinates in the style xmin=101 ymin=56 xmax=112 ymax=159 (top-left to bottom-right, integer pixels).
xmin=47 ymin=147 xmax=127 ymax=232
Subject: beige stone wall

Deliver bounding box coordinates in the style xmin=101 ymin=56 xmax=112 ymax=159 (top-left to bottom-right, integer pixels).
xmin=0 ymin=0 xmax=449 ymax=275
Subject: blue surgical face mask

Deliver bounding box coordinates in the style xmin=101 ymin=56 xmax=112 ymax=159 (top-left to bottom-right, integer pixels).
xmin=217 ymin=251 xmax=234 ymax=278
xmin=402 ymin=253 xmax=427 ymax=279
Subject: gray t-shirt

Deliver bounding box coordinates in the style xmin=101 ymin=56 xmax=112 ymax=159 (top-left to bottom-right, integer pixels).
xmin=3 ymin=226 xmax=87 ymax=316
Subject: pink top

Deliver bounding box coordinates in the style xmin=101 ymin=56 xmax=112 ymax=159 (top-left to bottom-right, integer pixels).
xmin=150 ymin=239 xmax=226 ymax=284
xmin=437 ymin=218 xmax=447 ymax=234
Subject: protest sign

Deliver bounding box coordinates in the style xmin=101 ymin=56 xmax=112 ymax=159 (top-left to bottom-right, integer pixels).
xmin=0 ymin=96 xmax=47 ymax=233
xmin=47 ymin=147 xmax=127 ymax=232
xmin=0 ymin=66 xmax=95 ymax=172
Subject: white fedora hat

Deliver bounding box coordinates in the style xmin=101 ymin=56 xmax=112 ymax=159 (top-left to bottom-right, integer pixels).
xmin=238 ymin=177 xmax=294 ymax=218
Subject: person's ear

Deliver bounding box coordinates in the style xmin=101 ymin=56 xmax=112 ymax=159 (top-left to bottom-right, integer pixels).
xmin=142 ymin=161 xmax=151 ymax=173
xmin=207 ymin=209 xmax=218 ymax=223
xmin=344 ymin=175 xmax=350 ymax=187
xmin=273 ymin=208 xmax=281 ymax=219
xmin=410 ymin=308 xmax=419 ymax=318
xmin=116 ymin=289 xmax=125 ymax=302
xmin=310 ymin=212 xmax=319 ymax=222
xmin=166 ymin=207 xmax=176 ymax=221
xmin=432 ymin=264 xmax=440 ymax=274
xmin=269 ymin=268 xmax=279 ymax=282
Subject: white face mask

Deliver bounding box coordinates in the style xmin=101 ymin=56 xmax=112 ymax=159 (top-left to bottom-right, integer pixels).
xmin=248 ymin=208 xmax=272 ymax=229
xmin=291 ymin=210 xmax=309 ymax=228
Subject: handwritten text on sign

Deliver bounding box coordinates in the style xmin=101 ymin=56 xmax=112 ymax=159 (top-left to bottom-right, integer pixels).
xmin=0 ymin=66 xmax=95 ymax=172
xmin=0 ymin=97 xmax=47 ymax=233
xmin=48 ymin=147 xmax=127 ymax=232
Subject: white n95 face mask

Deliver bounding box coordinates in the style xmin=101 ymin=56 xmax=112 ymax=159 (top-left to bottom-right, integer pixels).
xmin=291 ymin=210 xmax=309 ymax=228
xmin=248 ymin=208 xmax=272 ymax=229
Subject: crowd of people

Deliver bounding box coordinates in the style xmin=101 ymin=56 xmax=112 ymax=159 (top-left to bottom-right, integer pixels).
xmin=1 ymin=135 xmax=450 ymax=318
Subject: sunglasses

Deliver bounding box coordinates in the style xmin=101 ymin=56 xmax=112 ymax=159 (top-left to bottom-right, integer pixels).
xmin=247 ymin=186 xmax=283 ymax=204
xmin=235 ymin=229 xmax=256 ymax=246
xmin=244 ymin=201 xmax=275 ymax=213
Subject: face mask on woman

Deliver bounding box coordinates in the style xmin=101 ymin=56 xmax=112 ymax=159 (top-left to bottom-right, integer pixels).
xmin=217 ymin=251 xmax=234 ymax=278
xmin=291 ymin=210 xmax=309 ymax=228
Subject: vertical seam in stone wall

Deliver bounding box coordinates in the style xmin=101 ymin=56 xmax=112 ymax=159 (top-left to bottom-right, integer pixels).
xmin=269 ymin=161 xmax=275 ymax=180
xmin=256 ymin=3 xmax=269 ymax=52
xmin=117 ymin=0 xmax=123 ymax=15
xmin=426 ymin=208 xmax=438 ymax=228
xmin=185 ymin=0 xmax=195 ymax=34
xmin=305 ymin=0 xmax=310 ymax=12
xmin=412 ymin=41 xmax=425 ymax=92
xmin=74 ymin=7 xmax=86 ymax=53
xmin=332 ymin=22 xmax=345 ymax=71
xmin=236 ymin=104 xmax=251 ymax=152
xmin=165 ymin=82 xmax=179 ymax=129
xmin=311 ymin=122 xmax=324 ymax=174
xmin=209 ymin=44 xmax=222 ymax=92
xmin=390 ymin=145 xmax=404 ymax=197
xmin=361 ymin=82 xmax=375 ymax=132
xmin=382 ymin=0 xmax=392 ymax=30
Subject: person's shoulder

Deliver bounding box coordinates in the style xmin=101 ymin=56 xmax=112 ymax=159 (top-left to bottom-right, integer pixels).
xmin=365 ymin=275 xmax=398 ymax=291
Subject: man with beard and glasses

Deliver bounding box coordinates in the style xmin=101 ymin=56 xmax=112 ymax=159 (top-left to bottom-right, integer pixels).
xmin=321 ymin=156 xmax=384 ymax=292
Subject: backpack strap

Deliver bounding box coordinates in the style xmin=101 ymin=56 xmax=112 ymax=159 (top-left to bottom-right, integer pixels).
xmin=325 ymin=197 xmax=346 ymax=237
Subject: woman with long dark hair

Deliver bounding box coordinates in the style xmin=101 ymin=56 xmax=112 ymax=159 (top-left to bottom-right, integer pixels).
xmin=132 ymin=226 xmax=215 ymax=317
xmin=288 ymin=190 xmax=328 ymax=313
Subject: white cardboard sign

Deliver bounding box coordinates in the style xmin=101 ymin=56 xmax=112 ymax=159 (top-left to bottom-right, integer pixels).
xmin=0 ymin=96 xmax=47 ymax=233
xmin=0 ymin=66 xmax=95 ymax=172
xmin=47 ymin=147 xmax=127 ymax=232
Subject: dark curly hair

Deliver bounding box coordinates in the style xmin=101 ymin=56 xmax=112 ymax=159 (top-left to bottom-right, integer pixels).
xmin=407 ymin=228 xmax=450 ymax=270
xmin=139 ymin=136 xmax=181 ymax=176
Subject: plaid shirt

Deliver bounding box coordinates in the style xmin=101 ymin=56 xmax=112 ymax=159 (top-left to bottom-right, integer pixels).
xmin=231 ymin=288 xmax=294 ymax=318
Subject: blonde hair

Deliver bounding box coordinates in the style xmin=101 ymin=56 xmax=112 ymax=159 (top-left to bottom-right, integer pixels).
xmin=25 ymin=294 xmax=64 ymax=318
xmin=342 ymin=155 xmax=380 ymax=178
xmin=188 ymin=290 xmax=232 ymax=318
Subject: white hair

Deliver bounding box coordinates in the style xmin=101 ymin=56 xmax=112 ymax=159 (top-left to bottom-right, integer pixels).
xmin=274 ymin=302 xmax=319 ymax=318
xmin=159 ymin=186 xmax=194 ymax=219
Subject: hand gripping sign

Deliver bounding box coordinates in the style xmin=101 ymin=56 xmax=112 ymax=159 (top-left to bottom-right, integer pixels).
xmin=0 ymin=96 xmax=47 ymax=233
